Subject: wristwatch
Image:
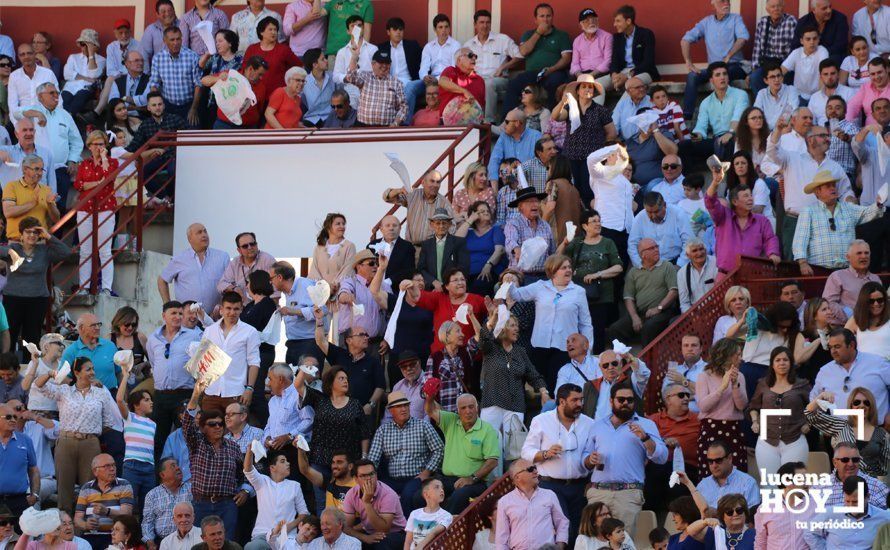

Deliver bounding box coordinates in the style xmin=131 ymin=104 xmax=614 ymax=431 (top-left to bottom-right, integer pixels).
xmin=470 ymin=474 xmax=480 ymax=483
xmin=657 ymin=305 xmax=663 ymax=311
xmin=641 ymin=434 xmax=651 ymax=442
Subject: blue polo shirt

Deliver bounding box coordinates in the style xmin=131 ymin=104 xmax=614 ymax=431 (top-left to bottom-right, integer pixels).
xmin=0 ymin=432 xmax=37 ymax=494
xmin=61 ymin=338 xmax=121 ymax=389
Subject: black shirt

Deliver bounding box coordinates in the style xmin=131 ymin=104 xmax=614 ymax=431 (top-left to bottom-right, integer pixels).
xmin=240 ymin=296 xmax=277 ymax=352
xmin=325 ymin=343 xmax=385 ymax=406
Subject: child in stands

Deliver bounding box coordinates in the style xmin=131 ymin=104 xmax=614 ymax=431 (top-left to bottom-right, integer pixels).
xmin=404 ymin=478 xmax=452 ymax=550
xmin=650 ymin=85 xmax=687 ymax=142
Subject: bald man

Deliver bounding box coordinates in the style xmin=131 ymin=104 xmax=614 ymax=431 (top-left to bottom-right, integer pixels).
xmin=74 ymin=453 xmax=134 ymax=549
xmin=368 ymin=214 xmax=416 ymax=286
xmin=496 ymin=458 xmax=569 ymax=549
xmin=158 ymin=223 xmax=230 ymax=313
xmin=0 ymin=403 xmax=40 ymax=518
xmin=612 ymin=77 xmax=653 ymax=139
xmin=159 ymin=502 xmax=202 ymax=550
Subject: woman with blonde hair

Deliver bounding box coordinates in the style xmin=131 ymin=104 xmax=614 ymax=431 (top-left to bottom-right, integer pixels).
xmin=712 ymin=286 xmax=751 ymax=343
xmin=308 ymin=212 xmax=356 ymax=291
xmin=452 ymin=162 xmax=495 ymax=222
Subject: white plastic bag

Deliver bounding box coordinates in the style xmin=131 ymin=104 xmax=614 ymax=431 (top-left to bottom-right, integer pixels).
xmin=307 ymin=280 xmax=330 ymax=308
xmin=260 ymin=311 xmax=282 ymax=346
xmin=210 ymin=70 xmax=257 ymax=126
xmin=516 ymin=237 xmax=548 ymax=271
xmin=453 ymin=303 xmax=470 ymax=324
xmin=54 ymin=361 xmax=71 ymax=384
xmin=250 ymin=439 xmax=267 ymax=461
xmin=113 ymin=350 xmax=134 ymax=370
xmin=565 ymin=221 xmax=577 ymax=242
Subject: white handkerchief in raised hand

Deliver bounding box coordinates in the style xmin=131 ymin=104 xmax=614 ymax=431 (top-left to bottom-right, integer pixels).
xmin=352 ymin=303 xmax=365 ymax=317
xmin=189 ymin=302 xmax=203 ymax=312
xmin=307 ymin=280 xmax=331 ymax=308
xmin=370 ymin=241 xmax=392 ymax=258
xmin=566 ymin=93 xmax=581 ymax=134
xmin=565 ymin=222 xmax=577 ymax=242
xmin=8 ymin=249 xmax=23 ymax=272
xmin=627 ymin=111 xmax=660 ymax=133
xmin=611 ymin=339 xmax=631 ymax=354
xmin=494 ymin=281 xmax=512 ymax=300
xmin=384 ymin=152 xmax=412 ymax=193
xmin=277 ymin=522 xmax=289 ymax=550
xmin=454 ymin=303 xmax=470 ymax=324
xmin=250 ymin=439 xmax=267 ymax=461
xmin=669 ymin=471 xmax=680 ymax=488
xmin=55 ymin=361 xmax=71 ymax=384
xmin=113 ymin=350 xmax=134 ymax=369
xmin=294 ymin=434 xmax=310 ymax=452
xmin=516 ymin=237 xmax=548 ymax=271
xmin=493 ymin=304 xmax=511 ymax=338
xmin=194 ymin=20 xmax=217 ymax=54
xmin=23 ymin=340 xmax=40 ymax=357
xmin=351 ymin=24 xmax=362 ymax=44
xmin=298 ymin=364 xmax=319 ymax=377
xmin=816 ymin=399 xmax=836 ymax=412
xmin=19 ymin=506 xmax=61 ymax=537
xmin=877 ymin=182 xmax=888 ymax=204
xmin=516 ymin=165 xmax=530 ymax=189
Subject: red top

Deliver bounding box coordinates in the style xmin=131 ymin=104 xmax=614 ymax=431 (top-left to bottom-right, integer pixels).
xmin=217 ymin=77 xmax=268 ymax=128
xmin=647 ymin=410 xmax=701 ymax=467
xmin=438 ymin=66 xmax=485 ymax=115
xmin=263 ymin=87 xmax=303 ymax=128
xmin=243 ymin=42 xmax=301 ymax=91
xmin=416 ymin=290 xmax=486 ymax=353
xmin=74 ymin=157 xmax=119 ymax=213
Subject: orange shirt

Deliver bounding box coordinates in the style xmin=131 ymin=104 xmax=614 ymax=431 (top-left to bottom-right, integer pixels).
xmin=647 ymin=410 xmax=701 ymax=468
xmin=263 ymin=87 xmax=302 ymax=129
xmin=2 ymin=179 xmax=55 ymax=239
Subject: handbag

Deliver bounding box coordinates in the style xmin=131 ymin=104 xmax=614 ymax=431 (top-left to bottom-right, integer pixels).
xmin=570 ymin=239 xmax=602 ymax=301
xmin=503 ymin=413 xmax=528 ymax=461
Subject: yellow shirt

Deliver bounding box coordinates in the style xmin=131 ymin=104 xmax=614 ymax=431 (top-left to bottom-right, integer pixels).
xmin=2 ymin=179 xmax=54 ymax=239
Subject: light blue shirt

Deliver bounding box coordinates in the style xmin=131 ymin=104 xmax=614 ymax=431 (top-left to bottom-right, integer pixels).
xmin=852 ymin=133 xmax=889 ymax=207
xmin=509 ymin=280 xmax=593 ymax=351
xmin=648 ymin=175 xmax=687 ymax=206
xmin=613 ymin=94 xmax=652 ymax=140
xmin=692 ymin=87 xmax=750 ymax=137
xmin=0 ymin=35 xmax=14 ymax=61
xmin=160 ymin=247 xmax=230 ymax=313
xmin=162 ymin=428 xmax=191 ymax=483
xmin=145 ymin=326 xmax=203 ymax=391
xmin=811 ymin=351 xmax=890 ymax=423
xmin=283 ymin=278 xmax=326 ymax=341
xmin=682 ymin=14 xmax=750 ymax=64
xmin=803 ymin=504 xmax=890 ymax=550
xmin=0 ymin=144 xmax=56 ymax=191
xmin=624 ymin=29 xmax=634 ymax=67
xmin=301 ymin=71 xmax=336 ymax=125
xmin=23 ymin=103 xmax=83 ymax=167
xmin=106 ymin=39 xmax=145 ymax=79
xmin=582 ymin=413 xmax=668 ymax=483
xmin=61 ymin=337 xmax=121 ymax=389
xmin=627 ymin=204 xmax=694 ymax=266
xmin=696 ymin=467 xmax=761 ymax=508
xmin=264 ymin=383 xmax=315 ymax=441
xmin=487 ymin=127 xmax=542 ymax=180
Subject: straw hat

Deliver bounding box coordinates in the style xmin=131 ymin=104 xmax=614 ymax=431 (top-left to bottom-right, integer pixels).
xmin=803 ymin=170 xmax=840 ymax=194
xmin=564 ymin=73 xmax=604 ymax=99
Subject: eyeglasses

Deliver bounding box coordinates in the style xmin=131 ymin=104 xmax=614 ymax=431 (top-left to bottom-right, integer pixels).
xmin=205 ymin=421 xmax=224 ymax=428
xmin=726 ymin=506 xmax=746 ymax=517
xmin=835 ymin=456 xmax=861 ymax=464
xmin=868 ymin=297 xmax=886 ymax=305
xmin=239 ymin=241 xmax=257 ymax=249
xmin=706 ymin=455 xmax=728 ymax=464
xmin=670 ymin=392 xmax=691 ymax=399
xmin=852 ymin=399 xmax=871 ymax=407
xmin=843 ymin=375 xmax=851 ymax=393
xmin=521 ymin=88 xmax=534 ymax=94
xmin=615 ymin=396 xmax=635 ymax=404
xmin=164 ymin=342 xmax=171 ymax=359
xmin=23 ymin=166 xmax=46 ymax=173
xmin=661 ymin=164 xmax=680 ymax=170
xmin=0 ymin=415 xmax=14 ymax=421
xmin=828 ymin=217 xmax=837 ymax=231
xmin=331 ymin=103 xmax=346 ymax=110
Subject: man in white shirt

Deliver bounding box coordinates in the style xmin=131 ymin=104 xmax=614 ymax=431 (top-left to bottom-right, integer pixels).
xmin=852 ymin=0 xmax=890 ymax=57
xmin=200 ymin=291 xmax=261 ymax=414
xmin=159 ymin=503 xmax=202 ymax=550
xmin=420 ymin=14 xmax=461 ymax=87
xmin=676 ymin=239 xmax=717 ymax=313
xmin=464 ymin=9 xmax=522 ymax=123
xmin=332 ymin=15 xmax=378 ymax=110
xmin=7 ymin=43 xmax=59 ymax=124
xmin=62 ymin=29 xmax=106 ymax=116
xmin=754 ymin=62 xmax=800 ymax=128
xmin=662 ymin=334 xmax=707 ymax=413
xmin=105 ymin=19 xmax=144 ymax=79
xmin=809 ymin=59 xmax=856 ymax=125
xmin=647 ymin=155 xmax=687 ymax=206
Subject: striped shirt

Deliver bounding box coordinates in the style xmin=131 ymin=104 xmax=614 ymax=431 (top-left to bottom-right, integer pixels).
xmin=124 ymin=413 xmax=156 ymax=465
xmin=75 ymin=478 xmax=135 ymax=534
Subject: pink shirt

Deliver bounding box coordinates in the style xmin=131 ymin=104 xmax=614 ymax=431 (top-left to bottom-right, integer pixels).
xmin=845 ymin=81 xmax=890 ymax=126
xmin=496 ymin=487 xmax=569 ymax=549
xmin=822 ymin=267 xmax=883 ymax=310
xmin=341 ymin=481 xmax=406 ymax=534
xmin=452 ymin=186 xmax=496 ymax=219
xmin=283 ymin=0 xmax=327 ymax=56
xmin=754 ymin=504 xmax=815 ymax=550
xmin=695 ymin=370 xmax=748 ymax=421
xmin=570 ymin=30 xmax=613 ymax=75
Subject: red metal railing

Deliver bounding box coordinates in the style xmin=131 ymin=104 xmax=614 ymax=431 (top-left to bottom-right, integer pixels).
xmin=426 ymin=474 xmax=513 ymax=550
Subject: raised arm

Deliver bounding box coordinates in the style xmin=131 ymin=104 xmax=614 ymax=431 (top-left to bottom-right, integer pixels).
xmin=424 ymin=391 xmax=440 ymax=425
xmin=312 ymin=306 xmax=329 ymax=356
xmin=115 ymin=378 xmax=130 ymax=419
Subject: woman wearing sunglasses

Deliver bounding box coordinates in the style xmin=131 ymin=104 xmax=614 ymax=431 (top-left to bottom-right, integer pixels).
xmin=806 ymin=386 xmax=890 ymax=477
xmin=844 ymin=281 xmax=890 ymax=360
xmin=0 ymin=54 xmax=12 ymax=129
xmin=685 ymin=494 xmax=754 ymax=549
xmin=746 ymin=346 xmax=811 ymax=477
xmin=515 ymin=83 xmax=550 ymax=134
xmin=109 ymin=306 xmax=148 ymax=388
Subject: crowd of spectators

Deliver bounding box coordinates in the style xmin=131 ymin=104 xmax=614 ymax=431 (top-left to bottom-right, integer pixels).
xmin=0 ymin=0 xmax=889 ymax=549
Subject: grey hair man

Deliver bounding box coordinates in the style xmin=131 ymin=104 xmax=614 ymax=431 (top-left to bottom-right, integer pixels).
xmin=307 ymin=508 xmax=360 ymax=549
xmin=0 ymin=116 xmax=58 ymax=190
xmin=158 ymin=502 xmax=201 ymax=550
xmin=263 ymin=364 xmax=313 ymax=479
xmin=677 ymin=237 xmax=717 ymax=312
xmin=822 ymin=239 xmax=882 ymax=312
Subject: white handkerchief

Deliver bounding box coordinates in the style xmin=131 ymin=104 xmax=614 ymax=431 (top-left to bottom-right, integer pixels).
xmin=516 ymin=237 xmax=548 ymax=271
xmin=189 ymin=302 xmax=203 ymax=312
xmin=668 ymin=471 xmax=680 ymax=488
xmin=492 ymin=304 xmax=511 ymax=338
xmin=611 ymin=339 xmax=632 ymax=354
xmin=54 ymin=361 xmax=71 ymax=384
xmin=626 ymin=111 xmax=660 ymax=133
xmin=352 ymin=303 xmax=365 ymax=317
xmin=307 ymin=280 xmax=331 ymax=308
xmin=706 ymin=154 xmax=730 ymax=174
xmin=113 ymin=350 xmax=134 ymax=370
xmin=383 ymin=290 xmax=406 ymax=347
xmin=877 ymin=181 xmax=888 ymax=204
xmin=19 ymin=507 xmax=61 ymax=537
xmin=370 ymin=241 xmax=392 ymax=258
xmin=494 ymin=281 xmax=512 ymax=300
xmin=194 ymin=21 xmax=217 ymax=54
xmin=294 ymin=434 xmax=310 ymax=452
xmin=565 ymin=222 xmax=577 ymax=242
xmin=673 ymin=446 xmax=686 ymax=473
xmin=250 ymin=439 xmax=267 ymax=461
xmin=23 ymin=340 xmax=40 ymax=357
xmin=816 ymin=399 xmax=836 ymax=412
xmin=384 ymin=152 xmax=412 ymax=194
xmin=351 ymin=24 xmax=362 ymax=45
xmin=8 ymin=249 xmax=23 ymax=272
xmin=277 ymin=523 xmax=289 ymax=550
xmin=566 ymin=93 xmax=581 ymax=134
xmin=454 ymin=303 xmax=470 ymax=324
xmin=516 ymin=165 xmax=530 ymax=189
xmin=298 ymin=364 xmax=319 ymax=377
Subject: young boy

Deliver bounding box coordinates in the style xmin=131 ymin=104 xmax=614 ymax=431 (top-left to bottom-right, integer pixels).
xmin=677 ymin=173 xmax=706 ymax=219
xmin=781 ymin=25 xmax=829 ymax=103
xmin=599 ymin=517 xmax=633 ymax=549
xmin=753 ymin=62 xmax=800 ymax=128
xmin=404 ymin=478 xmax=452 ymax=550
xmin=649 ymin=527 xmax=670 ymax=550
xmin=650 ymin=85 xmax=687 ymax=141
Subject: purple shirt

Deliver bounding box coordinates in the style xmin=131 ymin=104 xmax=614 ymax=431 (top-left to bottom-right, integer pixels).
xmin=570 ymin=30 xmax=613 ymax=75
xmin=384 ymin=377 xmax=425 ymax=421
xmin=704 ymin=193 xmax=779 ymax=273
xmin=179 ymin=7 xmax=230 ymax=56
xmin=822 ymin=267 xmax=882 ymax=310
xmin=495 ymin=487 xmax=569 ymax=549
xmin=337 ymin=274 xmax=391 ymax=338
xmin=341 ymin=481 xmax=406 ymax=534
xmin=283 ymin=0 xmax=327 ymax=57
xmin=160 ymin=247 xmax=231 ymax=312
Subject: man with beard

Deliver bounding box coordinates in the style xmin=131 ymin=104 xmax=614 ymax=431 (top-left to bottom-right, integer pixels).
xmin=521 ymin=383 xmax=594 ymax=544
xmin=581 ymin=382 xmax=667 ymax=536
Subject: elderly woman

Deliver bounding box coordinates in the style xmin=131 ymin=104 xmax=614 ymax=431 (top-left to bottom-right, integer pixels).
xmin=695 ymin=338 xmax=748 ymax=478
xmin=74 ymin=130 xmax=118 ymax=295
xmin=459 ymin=201 xmax=506 ymax=297
xmin=479 ymin=305 xmax=548 ymax=475
xmin=420 ymin=314 xmax=481 ymax=412
xmin=13 ymin=510 xmax=76 ymax=550
xmin=309 ymin=212 xmax=355 ymax=289
xmin=452 ymin=162 xmax=496 ymax=222
xmin=0 ymin=217 xmax=69 ymax=351
xmin=35 ymin=357 xmax=117 ymax=514
xmin=558 ymin=209 xmax=623 ymax=354
xmin=506 ymin=254 xmax=593 ymax=392
xmin=265 ymin=66 xmax=306 ymax=128
xmin=686 ymin=494 xmax=754 ymax=549
xmin=844 ymin=281 xmax=890 ymax=360
xmin=199 ymin=29 xmax=243 ymax=127
xmin=496 ymin=270 xmax=535 ymax=351
xmin=712 ymin=285 xmax=751 ymax=343
xmin=2 ymin=154 xmax=60 ymax=240
xmin=109 ymin=306 xmax=148 ymax=388
xmin=416 ymin=267 xmax=487 ymax=355
xmin=746 ymin=346 xmax=811 ymax=476
xmin=21 ymin=332 xmax=65 ymax=416
xmin=244 ymin=16 xmax=300 ymax=90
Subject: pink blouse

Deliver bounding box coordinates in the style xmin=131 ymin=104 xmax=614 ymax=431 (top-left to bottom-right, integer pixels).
xmin=452 ymin=186 xmax=496 ymax=219
xmin=695 ymin=370 xmax=748 ymax=421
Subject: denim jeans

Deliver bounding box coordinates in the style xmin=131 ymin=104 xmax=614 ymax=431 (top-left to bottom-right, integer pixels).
xmin=193 ymin=499 xmax=238 ymax=540
xmin=123 ymin=459 xmax=156 ymax=511
xmin=403 ymin=79 xmax=426 ymax=122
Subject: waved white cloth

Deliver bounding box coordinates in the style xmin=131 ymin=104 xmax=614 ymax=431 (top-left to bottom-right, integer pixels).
xmin=189 ymin=302 xmax=203 ymax=312
xmin=294 ymin=434 xmax=310 ymax=451
xmin=307 ymin=280 xmax=330 ymax=308
xmin=277 ymin=523 xmax=289 ymax=550
xmin=493 ymin=304 xmax=511 ymax=338
xmin=565 ymin=222 xmax=577 ymax=242
xmin=210 ymin=70 xmax=257 ymax=126
xmin=350 ymin=25 xmax=362 ymax=46
xmin=370 ymin=241 xmax=392 ymax=258
xmin=494 ymin=281 xmax=512 ymax=300
xmin=298 ymin=364 xmax=318 ymax=377
xmin=816 ymin=399 xmax=836 ymax=412
xmin=566 ymin=93 xmax=581 ymax=134
xmin=260 ymin=311 xmax=282 ymax=346
xmin=673 ymin=446 xmax=686 ymax=473
xmin=113 ymin=350 xmax=134 ymax=370
xmin=878 ymin=137 xmax=889 ymax=177
xmin=8 ymin=249 xmax=23 ymax=272
xmin=516 ymin=164 xmax=530 ymax=189
xmin=454 ymin=303 xmax=470 ymax=324
xmin=54 ymin=361 xmax=71 ymax=384
xmin=385 ymin=152 xmax=412 ymax=194
xmin=706 ymin=154 xmax=730 ymax=174
xmin=352 ymin=303 xmax=365 ymax=317
xmin=516 ymin=237 xmax=548 ymax=271
xmin=19 ymin=507 xmax=61 ymax=537
xmin=668 ymin=471 xmax=680 ymax=488
xmin=877 ymin=181 xmax=888 ymax=203
xmin=23 ymin=340 xmax=40 ymax=357
xmin=383 ymin=290 xmax=406 ymax=347
xmin=250 ymin=438 xmax=267 ymax=461
xmin=626 ymin=111 xmax=659 ymax=133
xmin=713 ymin=525 xmax=729 ymax=550
xmin=611 ymin=339 xmax=631 ymax=354
xmin=195 ymin=21 xmax=217 ymax=54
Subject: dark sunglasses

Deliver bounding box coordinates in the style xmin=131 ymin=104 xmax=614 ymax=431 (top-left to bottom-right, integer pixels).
xmin=1 ymin=415 xmax=14 ymax=421
xmin=615 ymin=396 xmax=635 ymax=404
xmin=330 ymin=103 xmax=346 ymax=110
xmin=836 ymin=456 xmax=861 ymax=464
xmin=662 ymin=163 xmax=680 ymax=170
xmin=0 ymin=519 xmax=12 ymax=526
xmin=463 ymin=52 xmax=477 ymax=60
xmin=868 ymin=297 xmax=886 ymax=305
xmin=0 ymin=63 xmax=11 ymax=68
xmin=521 ymin=88 xmax=534 ymax=94
xmin=602 ymin=360 xmax=621 ymax=368
xmin=726 ymin=506 xmax=746 ymax=516
xmin=164 ymin=342 xmax=171 ymax=359
xmin=239 ymin=241 xmax=257 ymax=249
xmin=706 ymin=455 xmax=728 ymax=464
xmin=843 ymin=375 xmax=851 ymax=393
xmin=123 ymin=322 xmax=138 ymax=328
xmin=205 ymin=420 xmax=224 ymax=428
xmin=671 ymin=392 xmax=691 ymax=399
xmin=12 ymin=405 xmax=24 ymax=412
xmin=852 ymin=399 xmax=871 ymax=407
xmin=362 ymin=260 xmax=378 ymax=267
xmin=828 ymin=217 xmax=837 ymax=231
xmin=523 ymin=464 xmax=537 ymax=474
